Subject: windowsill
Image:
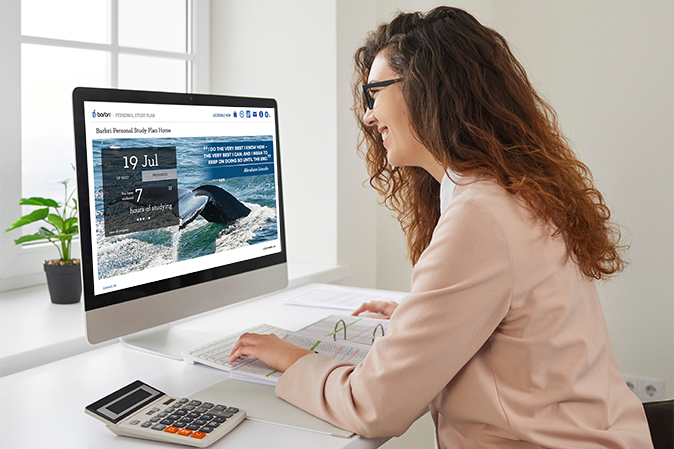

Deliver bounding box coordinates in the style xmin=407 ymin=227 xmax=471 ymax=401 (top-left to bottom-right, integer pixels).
xmin=0 ymin=262 xmax=350 ymax=377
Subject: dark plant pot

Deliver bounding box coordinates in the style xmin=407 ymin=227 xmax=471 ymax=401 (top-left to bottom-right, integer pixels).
xmin=44 ymin=262 xmax=82 ymax=304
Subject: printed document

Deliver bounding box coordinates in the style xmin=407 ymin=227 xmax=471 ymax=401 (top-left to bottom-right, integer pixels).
xmin=284 ymin=285 xmax=406 ymax=311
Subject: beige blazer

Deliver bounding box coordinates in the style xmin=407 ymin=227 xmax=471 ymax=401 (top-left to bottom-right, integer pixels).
xmin=276 ymin=179 xmax=653 ymax=448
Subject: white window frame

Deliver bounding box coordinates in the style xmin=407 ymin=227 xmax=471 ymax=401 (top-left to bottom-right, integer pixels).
xmin=0 ymin=0 xmax=210 ymax=292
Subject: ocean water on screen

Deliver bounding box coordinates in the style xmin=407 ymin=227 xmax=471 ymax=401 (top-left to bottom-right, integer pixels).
xmin=91 ymin=136 xmax=278 ymax=281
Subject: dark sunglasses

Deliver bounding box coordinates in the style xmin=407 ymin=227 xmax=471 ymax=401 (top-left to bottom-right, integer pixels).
xmin=362 ymin=78 xmax=404 ymax=110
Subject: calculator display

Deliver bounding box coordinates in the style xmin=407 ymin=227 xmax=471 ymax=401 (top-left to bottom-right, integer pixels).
xmin=107 ymin=388 xmax=153 ymax=414
xmin=86 ymin=380 xmax=164 ymax=424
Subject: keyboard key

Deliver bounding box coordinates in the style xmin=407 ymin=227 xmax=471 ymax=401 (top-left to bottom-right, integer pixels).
xmin=164 ymin=426 xmax=179 ymax=434
xmin=200 ymin=426 xmax=214 ymax=433
xmin=177 ymin=429 xmax=193 ymax=436
xmin=151 ymin=424 xmax=167 ymax=431
xmin=191 ymin=431 xmax=207 ymax=439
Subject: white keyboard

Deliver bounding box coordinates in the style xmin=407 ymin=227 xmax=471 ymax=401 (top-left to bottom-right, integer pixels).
xmin=182 ymin=323 xmax=287 ymax=371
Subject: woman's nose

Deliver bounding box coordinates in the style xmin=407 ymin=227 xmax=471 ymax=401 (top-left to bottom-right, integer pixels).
xmin=362 ymin=107 xmax=376 ymax=127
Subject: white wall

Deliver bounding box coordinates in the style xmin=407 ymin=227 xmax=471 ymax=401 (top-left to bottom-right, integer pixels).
xmin=209 ymin=0 xmax=338 ymax=267
xmin=335 ymin=2 xmax=379 ymax=287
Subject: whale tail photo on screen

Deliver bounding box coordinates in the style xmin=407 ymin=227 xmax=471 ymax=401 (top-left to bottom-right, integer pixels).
xmin=107 ymin=184 xmax=251 ymax=230
xmin=178 ymin=185 xmax=251 ymax=229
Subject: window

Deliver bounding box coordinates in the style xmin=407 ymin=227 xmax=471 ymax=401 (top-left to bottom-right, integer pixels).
xmin=0 ymin=0 xmax=209 ymax=291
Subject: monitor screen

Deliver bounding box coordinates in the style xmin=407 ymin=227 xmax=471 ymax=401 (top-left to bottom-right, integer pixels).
xmin=73 ymin=88 xmax=287 ymax=352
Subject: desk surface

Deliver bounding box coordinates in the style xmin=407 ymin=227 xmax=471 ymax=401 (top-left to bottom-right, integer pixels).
xmin=0 ymin=283 xmax=404 ymax=449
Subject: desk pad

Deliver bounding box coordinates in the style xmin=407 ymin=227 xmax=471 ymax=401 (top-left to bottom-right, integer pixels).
xmin=194 ymin=377 xmax=354 ymax=438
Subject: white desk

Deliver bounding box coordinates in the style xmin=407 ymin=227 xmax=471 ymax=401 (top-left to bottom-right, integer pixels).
xmin=0 ymin=283 xmax=405 ymax=449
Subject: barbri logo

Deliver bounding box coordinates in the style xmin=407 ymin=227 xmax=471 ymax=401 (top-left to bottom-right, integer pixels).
xmin=92 ymin=109 xmax=111 ymax=118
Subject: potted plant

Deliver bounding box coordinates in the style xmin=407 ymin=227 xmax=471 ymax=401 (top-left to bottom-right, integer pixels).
xmin=5 ymin=179 xmax=81 ymax=304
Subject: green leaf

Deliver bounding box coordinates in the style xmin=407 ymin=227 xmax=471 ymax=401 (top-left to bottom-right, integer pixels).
xmin=20 ymin=197 xmax=60 ymax=208
xmin=64 ymin=217 xmax=78 ymax=230
xmin=5 ymin=208 xmax=49 ymax=231
xmin=38 ymin=227 xmax=56 ymax=237
xmin=47 ymin=214 xmax=64 ymax=231
xmin=14 ymin=233 xmax=49 ymax=244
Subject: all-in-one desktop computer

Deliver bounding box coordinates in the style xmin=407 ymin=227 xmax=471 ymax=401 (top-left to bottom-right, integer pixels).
xmin=73 ymin=87 xmax=287 ymax=359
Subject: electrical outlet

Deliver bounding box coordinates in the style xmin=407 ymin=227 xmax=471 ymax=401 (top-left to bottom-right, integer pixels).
xmin=640 ymin=378 xmax=665 ymax=401
xmin=622 ymin=374 xmax=666 ymax=401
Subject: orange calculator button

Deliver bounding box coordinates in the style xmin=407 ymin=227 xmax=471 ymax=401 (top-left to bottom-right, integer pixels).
xmin=177 ymin=429 xmax=193 ymax=436
xmin=191 ymin=432 xmax=206 ymax=439
xmin=164 ymin=426 xmax=179 ymax=434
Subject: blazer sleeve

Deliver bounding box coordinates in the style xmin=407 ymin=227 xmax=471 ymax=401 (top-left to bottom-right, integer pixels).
xmin=276 ymin=195 xmax=513 ymax=438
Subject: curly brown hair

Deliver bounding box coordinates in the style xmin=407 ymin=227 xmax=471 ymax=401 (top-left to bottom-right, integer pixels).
xmin=353 ymin=7 xmax=626 ymax=279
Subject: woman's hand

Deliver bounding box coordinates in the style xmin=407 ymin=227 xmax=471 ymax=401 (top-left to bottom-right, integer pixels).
xmin=229 ymin=333 xmax=313 ymax=372
xmin=351 ymin=300 xmax=399 ymax=319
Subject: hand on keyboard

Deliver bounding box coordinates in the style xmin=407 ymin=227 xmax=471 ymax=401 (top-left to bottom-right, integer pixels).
xmin=182 ymin=323 xmax=288 ymax=372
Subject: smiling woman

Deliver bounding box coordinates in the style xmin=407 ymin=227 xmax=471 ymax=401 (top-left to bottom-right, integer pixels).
xmin=229 ymin=6 xmax=654 ymax=448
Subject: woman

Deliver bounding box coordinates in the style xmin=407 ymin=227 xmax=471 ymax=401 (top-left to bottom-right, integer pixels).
xmin=230 ymin=7 xmax=653 ymax=448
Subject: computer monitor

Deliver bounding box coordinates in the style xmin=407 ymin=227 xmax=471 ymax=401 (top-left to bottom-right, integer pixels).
xmin=72 ymin=87 xmax=287 ymax=358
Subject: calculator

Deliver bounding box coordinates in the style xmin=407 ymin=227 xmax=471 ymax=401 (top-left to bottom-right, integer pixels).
xmin=85 ymin=380 xmax=246 ymax=447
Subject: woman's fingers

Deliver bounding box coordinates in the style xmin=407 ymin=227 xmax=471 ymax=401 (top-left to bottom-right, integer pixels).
xmin=229 ymin=332 xmax=313 ymax=372
xmin=228 ymin=332 xmax=259 ymax=362
xmin=351 ymin=300 xmax=399 ymax=318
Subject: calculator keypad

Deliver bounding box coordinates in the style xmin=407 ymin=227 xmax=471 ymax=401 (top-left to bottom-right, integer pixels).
xmin=131 ymin=397 xmax=242 ymax=441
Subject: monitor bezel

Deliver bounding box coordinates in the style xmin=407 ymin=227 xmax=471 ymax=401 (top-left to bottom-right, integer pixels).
xmin=73 ymin=87 xmax=287 ymax=314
